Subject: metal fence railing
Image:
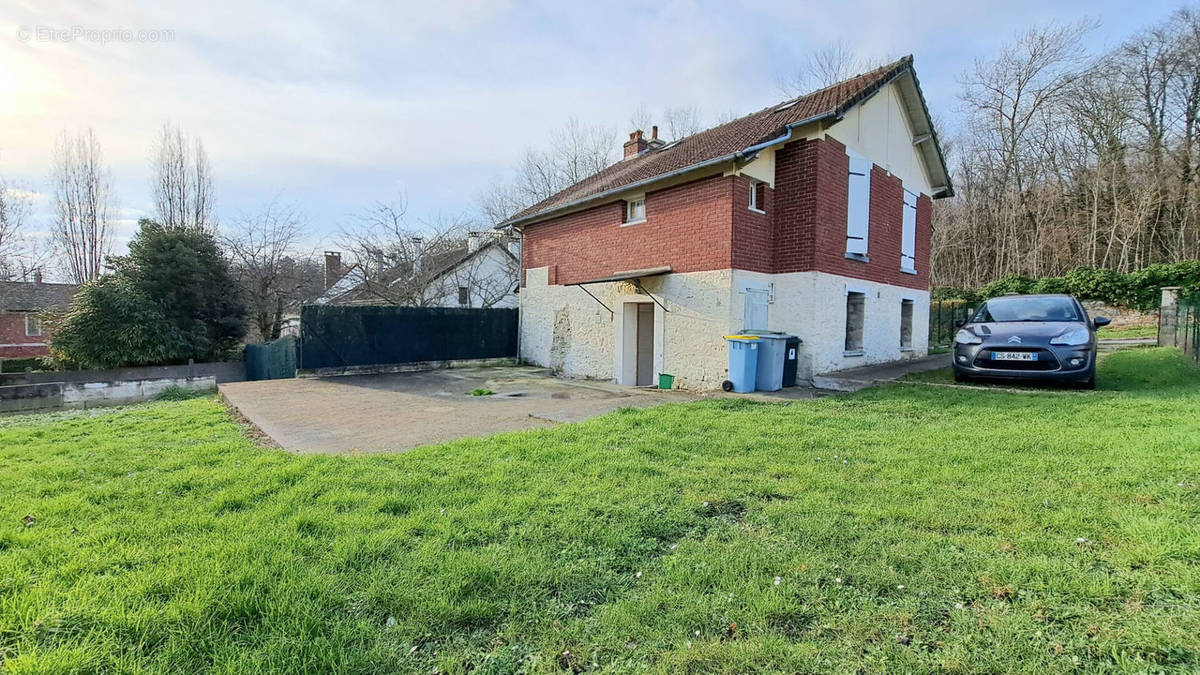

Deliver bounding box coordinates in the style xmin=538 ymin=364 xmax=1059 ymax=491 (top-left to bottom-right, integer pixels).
xmin=928 ymin=300 xmax=974 ymax=349
xmin=1170 ymin=292 xmax=1200 ymax=363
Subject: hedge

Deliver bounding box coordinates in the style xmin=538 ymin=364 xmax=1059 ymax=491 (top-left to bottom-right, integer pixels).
xmin=934 ymin=261 xmax=1200 ymax=310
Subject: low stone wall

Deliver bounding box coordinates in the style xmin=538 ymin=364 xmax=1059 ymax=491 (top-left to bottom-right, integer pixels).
xmin=1 ymin=375 xmax=217 ymax=413
xmin=0 ymin=361 xmax=244 ymax=387
xmin=1080 ymin=300 xmax=1157 ymax=328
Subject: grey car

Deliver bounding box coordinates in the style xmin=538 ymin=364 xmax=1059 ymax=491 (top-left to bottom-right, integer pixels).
xmin=951 ymin=294 xmax=1110 ymax=389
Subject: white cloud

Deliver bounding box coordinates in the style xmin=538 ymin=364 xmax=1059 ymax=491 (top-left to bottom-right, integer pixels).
xmin=0 ymin=0 xmax=1182 ymax=260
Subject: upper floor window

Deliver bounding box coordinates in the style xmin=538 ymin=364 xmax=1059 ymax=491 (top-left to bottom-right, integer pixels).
xmin=901 ymin=186 xmax=918 ymax=274
xmin=25 ymin=314 xmax=43 ymax=337
xmin=748 ymin=180 xmax=765 ymax=213
xmin=845 ymin=149 xmax=872 ymax=260
xmin=625 ymin=197 xmax=646 ymax=224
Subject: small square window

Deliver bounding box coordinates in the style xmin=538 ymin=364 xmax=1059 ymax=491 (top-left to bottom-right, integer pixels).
xmin=25 ymin=314 xmax=43 ymax=337
xmin=626 ymin=198 xmax=645 ymax=223
xmin=458 ymin=286 xmax=470 ymax=307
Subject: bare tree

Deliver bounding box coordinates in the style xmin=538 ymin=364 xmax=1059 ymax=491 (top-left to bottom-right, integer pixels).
xmin=629 ymin=105 xmax=704 ymax=141
xmin=477 ymin=118 xmax=616 ymax=225
xmin=779 ymin=41 xmax=872 ymax=96
xmin=0 ymin=178 xmax=32 ymax=280
xmin=223 ymin=200 xmax=319 ymax=340
xmin=336 ymin=197 xmax=482 ymax=306
xmin=153 ymin=123 xmax=215 ymax=231
xmin=51 ymin=129 xmax=114 ymax=284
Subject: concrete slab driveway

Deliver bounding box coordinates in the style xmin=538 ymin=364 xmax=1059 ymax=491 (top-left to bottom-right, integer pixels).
xmin=219 ymin=366 xmax=694 ymax=454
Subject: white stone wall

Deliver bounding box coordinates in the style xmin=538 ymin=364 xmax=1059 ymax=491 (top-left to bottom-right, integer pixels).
xmin=732 ymin=270 xmax=929 ymax=377
xmin=520 ymin=268 xmax=733 ymax=389
xmin=522 ymin=266 xmax=928 ymax=389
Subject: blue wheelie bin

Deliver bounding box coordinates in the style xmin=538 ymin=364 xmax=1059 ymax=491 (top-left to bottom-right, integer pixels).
xmin=722 ymin=335 xmax=760 ymax=393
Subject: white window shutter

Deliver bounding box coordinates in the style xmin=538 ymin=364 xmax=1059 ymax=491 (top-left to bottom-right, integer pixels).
xmin=845 ymin=151 xmax=871 ymax=256
xmin=901 ymin=187 xmax=917 ymax=272
xmin=743 ymin=289 xmax=769 ymax=331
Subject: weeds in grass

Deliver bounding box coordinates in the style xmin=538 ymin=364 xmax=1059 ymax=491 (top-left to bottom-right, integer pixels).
xmin=0 ymin=348 xmax=1198 ymax=671
xmin=470 ymin=388 xmax=495 ymax=396
xmin=156 ymin=385 xmax=205 ymax=401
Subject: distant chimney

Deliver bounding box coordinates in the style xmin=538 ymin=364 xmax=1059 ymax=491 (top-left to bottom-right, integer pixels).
xmin=32 ymin=268 xmax=42 ymax=284
xmin=647 ymin=125 xmax=666 ymax=150
xmin=411 ymin=236 xmax=424 ymax=275
xmin=467 ymin=231 xmax=483 ymax=253
xmin=323 ymin=251 xmax=342 ymax=290
xmin=623 ymin=129 xmax=648 ymax=159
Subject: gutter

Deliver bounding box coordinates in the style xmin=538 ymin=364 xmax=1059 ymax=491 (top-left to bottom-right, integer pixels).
xmin=497 ymin=111 xmax=836 ymax=231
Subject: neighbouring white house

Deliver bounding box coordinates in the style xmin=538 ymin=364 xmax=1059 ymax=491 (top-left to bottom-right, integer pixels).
xmin=316 ymin=232 xmax=521 ymax=309
xmin=500 ymin=56 xmax=953 ymax=390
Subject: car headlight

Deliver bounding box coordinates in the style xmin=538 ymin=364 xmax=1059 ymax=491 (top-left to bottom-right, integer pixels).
xmin=954 ymin=329 xmax=982 ymax=345
xmin=1050 ymin=327 xmax=1090 ymax=346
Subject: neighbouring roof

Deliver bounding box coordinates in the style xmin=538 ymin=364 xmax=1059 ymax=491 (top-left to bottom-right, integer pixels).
xmin=318 ymin=238 xmax=519 ymax=306
xmin=0 ymin=281 xmax=80 ymax=313
xmin=502 ymin=55 xmax=952 ymax=228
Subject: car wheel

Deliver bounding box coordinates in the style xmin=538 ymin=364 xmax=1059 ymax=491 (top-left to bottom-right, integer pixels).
xmin=953 ymin=370 xmax=969 ymax=384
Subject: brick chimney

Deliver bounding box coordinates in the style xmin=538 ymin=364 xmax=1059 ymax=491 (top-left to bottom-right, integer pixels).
xmin=32 ymin=268 xmax=42 ymax=284
xmin=623 ymin=129 xmax=648 ymax=159
xmin=323 ymin=251 xmax=342 ymax=290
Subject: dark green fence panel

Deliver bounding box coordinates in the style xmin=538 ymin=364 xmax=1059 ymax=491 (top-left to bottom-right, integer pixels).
xmin=245 ymin=335 xmax=298 ymax=381
xmin=299 ymin=306 xmax=518 ymax=371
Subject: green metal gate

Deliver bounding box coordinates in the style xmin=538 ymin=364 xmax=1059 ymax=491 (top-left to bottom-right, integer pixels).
xmin=245 ymin=335 xmax=298 ymax=381
xmin=928 ymin=300 xmax=973 ymax=349
xmin=1170 ymin=291 xmax=1200 ymax=363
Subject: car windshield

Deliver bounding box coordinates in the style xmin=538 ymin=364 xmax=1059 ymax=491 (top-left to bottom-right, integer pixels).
xmin=973 ymin=296 xmax=1081 ymax=323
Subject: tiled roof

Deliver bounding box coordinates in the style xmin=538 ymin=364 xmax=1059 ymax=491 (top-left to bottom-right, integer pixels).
xmin=505 ymin=56 xmax=928 ymax=226
xmin=0 ymin=281 xmax=80 ymax=312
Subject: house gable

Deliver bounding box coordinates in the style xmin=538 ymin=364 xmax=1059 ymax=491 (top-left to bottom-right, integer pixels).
xmin=820 ymin=76 xmax=936 ymax=197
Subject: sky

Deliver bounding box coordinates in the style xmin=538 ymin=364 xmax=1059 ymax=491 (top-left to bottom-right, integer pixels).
xmin=0 ymin=0 xmax=1186 ymax=277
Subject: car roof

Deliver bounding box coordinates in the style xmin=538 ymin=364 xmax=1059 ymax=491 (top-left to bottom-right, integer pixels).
xmin=984 ymin=294 xmax=1077 ymax=301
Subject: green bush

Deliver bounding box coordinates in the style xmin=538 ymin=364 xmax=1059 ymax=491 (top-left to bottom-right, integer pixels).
xmin=0 ymin=358 xmax=49 ymax=373
xmin=1126 ymin=261 xmax=1200 ymax=309
xmin=50 ymin=277 xmax=188 ymax=370
xmin=1030 ymin=276 xmax=1070 ymax=295
xmin=981 ymin=275 xmax=1036 ymax=298
xmin=50 ymin=220 xmax=247 ymax=369
xmin=1062 ymin=267 xmax=1130 ymax=305
xmin=935 ymin=260 xmax=1200 ymax=309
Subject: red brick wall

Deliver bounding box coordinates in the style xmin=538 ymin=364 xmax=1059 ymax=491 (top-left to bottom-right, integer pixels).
xmin=730 ymin=174 xmax=774 ymax=274
xmin=521 ymin=174 xmax=735 ymax=286
xmin=772 ymin=137 xmax=930 ymax=290
xmin=522 ymin=137 xmax=932 ymax=291
xmin=0 ymin=313 xmax=50 ymax=359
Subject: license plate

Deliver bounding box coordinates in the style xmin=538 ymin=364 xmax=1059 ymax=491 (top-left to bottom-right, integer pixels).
xmin=991 ymin=351 xmax=1036 ymax=361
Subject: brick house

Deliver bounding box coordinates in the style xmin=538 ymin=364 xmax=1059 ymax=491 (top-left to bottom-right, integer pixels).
xmin=0 ymin=276 xmax=79 ymax=363
xmin=501 ymin=56 xmax=952 ymax=389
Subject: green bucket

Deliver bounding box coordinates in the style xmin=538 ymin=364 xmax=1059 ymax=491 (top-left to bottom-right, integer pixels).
xmin=658 ymin=373 xmax=675 ymax=390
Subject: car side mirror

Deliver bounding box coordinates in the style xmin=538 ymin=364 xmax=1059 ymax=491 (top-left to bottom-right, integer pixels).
xmin=1093 ymin=317 xmax=1111 ymax=329
xmin=953 ymin=319 xmax=966 ymax=328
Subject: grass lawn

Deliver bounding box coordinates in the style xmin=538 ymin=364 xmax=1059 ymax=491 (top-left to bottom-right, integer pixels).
xmin=1100 ymin=325 xmax=1160 ymax=340
xmin=2 ymin=348 xmax=1199 ymax=673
